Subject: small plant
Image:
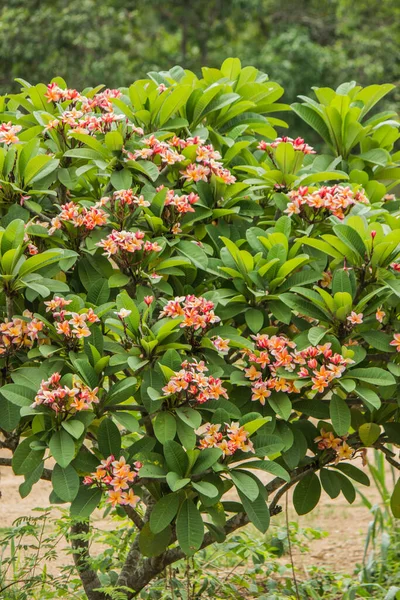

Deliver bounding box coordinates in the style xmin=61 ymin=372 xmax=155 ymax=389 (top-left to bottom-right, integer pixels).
xmin=0 ymin=58 xmax=400 ymax=598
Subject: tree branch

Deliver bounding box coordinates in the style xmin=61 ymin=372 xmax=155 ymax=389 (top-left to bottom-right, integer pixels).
xmin=124 ymin=506 xmax=145 ymax=529
xmin=374 ymin=443 xmax=400 ymax=470
xmin=0 ymin=457 xmax=53 ymax=481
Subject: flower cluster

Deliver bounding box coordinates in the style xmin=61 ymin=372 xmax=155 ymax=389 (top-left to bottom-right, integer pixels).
xmin=163 ymin=187 xmax=199 ymax=214
xmin=83 ymin=455 xmax=141 ymax=508
xmin=32 ymin=372 xmax=99 ymax=413
xmin=180 ymin=152 xmax=236 ymax=184
xmin=126 ymin=133 xmax=186 ymax=165
xmin=160 ymin=295 xmax=220 ymax=330
xmin=44 ymin=84 xmax=124 ymax=135
xmin=285 ymin=185 xmax=369 ymax=220
xmin=258 ymin=136 xmax=315 ymax=154
xmin=44 ymin=296 xmax=99 ymax=339
xmin=162 ymin=360 xmax=228 ymax=404
xmin=97 ymin=230 xmax=162 ymax=258
xmin=49 ymin=201 xmax=108 ymax=235
xmin=125 ymin=134 xmax=236 ymax=184
xmin=110 ymin=189 xmax=150 ymax=208
xmin=0 ymin=122 xmax=22 ymax=145
xmin=314 ymin=429 xmax=354 ymax=462
xmin=242 ymin=335 xmax=352 ymax=404
xmin=195 ymin=422 xmax=254 ymax=458
xmin=0 ymin=313 xmax=44 ymax=355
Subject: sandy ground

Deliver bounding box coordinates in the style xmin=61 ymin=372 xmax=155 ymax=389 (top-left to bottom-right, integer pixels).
xmin=0 ymin=448 xmax=387 ymax=580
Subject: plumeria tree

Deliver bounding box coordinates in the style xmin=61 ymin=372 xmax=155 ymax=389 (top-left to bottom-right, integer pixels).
xmin=1 ymin=58 xmax=400 ymax=599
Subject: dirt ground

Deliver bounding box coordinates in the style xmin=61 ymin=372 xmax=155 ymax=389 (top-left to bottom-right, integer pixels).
xmin=0 ymin=448 xmax=386 ymax=579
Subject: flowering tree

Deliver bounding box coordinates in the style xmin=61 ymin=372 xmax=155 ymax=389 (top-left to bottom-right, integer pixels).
xmin=0 ymin=58 xmax=400 ymax=599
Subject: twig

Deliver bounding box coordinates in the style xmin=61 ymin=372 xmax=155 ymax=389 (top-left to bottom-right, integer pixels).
xmin=286 ymin=492 xmax=300 ymax=600
xmin=374 ymin=443 xmax=400 ymax=470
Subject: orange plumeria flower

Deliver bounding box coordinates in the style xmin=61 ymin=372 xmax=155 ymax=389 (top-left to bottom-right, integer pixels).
xmin=390 ymin=333 xmax=400 ymax=352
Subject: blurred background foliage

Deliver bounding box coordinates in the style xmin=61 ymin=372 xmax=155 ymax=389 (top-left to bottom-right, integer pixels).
xmin=1 ymin=0 xmax=399 ymax=100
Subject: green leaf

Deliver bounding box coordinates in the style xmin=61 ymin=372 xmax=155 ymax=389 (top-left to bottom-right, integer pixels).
xmin=329 ymin=394 xmax=351 ymax=436
xmin=348 ymin=368 xmax=395 ymax=387
xmin=49 ymin=430 xmax=75 ymax=468
xmin=253 ymin=434 xmax=285 ymax=457
xmin=245 ymin=460 xmax=290 ymax=482
xmin=320 ymin=468 xmax=341 ymax=499
xmin=336 ymin=472 xmax=356 ymax=504
xmin=97 ymin=418 xmax=121 ymax=458
xmin=1 ymin=219 xmax=25 ymax=254
xmin=360 ymin=331 xmax=395 ymax=353
xmin=391 ymin=478 xmax=400 ymax=518
xmin=0 ymin=384 xmax=35 ymax=406
xmin=359 ymin=422 xmax=381 ymax=446
xmin=87 ymin=278 xmax=110 ymax=305
xmin=334 ymin=463 xmax=370 ymax=486
xmin=268 ymin=392 xmax=292 ymax=421
xmin=293 ymin=472 xmax=321 ymax=515
xmin=150 ymin=494 xmax=180 ymax=534
xmin=230 ymin=471 xmax=259 ymax=501
xmin=308 ymin=327 xmax=327 ymax=346
xmin=153 ymin=412 xmax=177 ymax=444
xmin=177 ymin=240 xmax=208 ymax=271
xmin=163 ymin=440 xmax=188 ymax=476
xmin=192 ymin=481 xmax=219 ymax=498
xmin=0 ymin=395 xmax=21 ymax=431
xmin=52 ymin=464 xmax=80 ymax=502
xmin=12 ymin=437 xmax=44 ymax=476
xmin=333 ymin=224 xmax=366 ymax=258
xmin=192 ymin=448 xmax=222 ymax=474
xmin=116 ymin=291 xmax=140 ymax=333
xmin=354 ymin=386 xmax=381 ymax=411
xmin=112 ymin=412 xmax=139 ymax=433
xmin=238 ymin=490 xmax=270 ymax=533
xmin=175 ymin=407 xmax=202 ymax=430
xmin=18 ymin=249 xmax=64 ymax=276
xmin=24 ymin=155 xmax=59 ymax=185
xmin=166 ymin=472 xmax=190 ymax=491
xmin=61 ymin=419 xmax=85 ymax=439
xmin=245 ymin=308 xmax=264 ymax=333
xmin=139 ymin=522 xmax=172 ymax=557
xmin=158 ymin=85 xmax=192 ymax=126
xmin=176 ymin=499 xmax=204 ymax=556
xmin=242 ymin=416 xmax=272 ymax=436
xmin=105 ymin=131 xmax=124 ymax=152
xmin=70 ymin=486 xmax=102 ymax=517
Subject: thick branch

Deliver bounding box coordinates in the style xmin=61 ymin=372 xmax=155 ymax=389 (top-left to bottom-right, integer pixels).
xmin=70 ymin=521 xmax=107 ymax=600
xmin=124 ymin=506 xmax=145 ymax=529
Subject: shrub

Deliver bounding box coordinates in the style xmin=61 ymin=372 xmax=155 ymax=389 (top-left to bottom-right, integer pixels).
xmin=0 ymin=58 xmax=400 ymax=599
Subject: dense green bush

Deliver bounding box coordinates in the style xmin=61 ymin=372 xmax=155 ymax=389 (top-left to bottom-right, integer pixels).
xmin=0 ymin=58 xmax=400 ymax=599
